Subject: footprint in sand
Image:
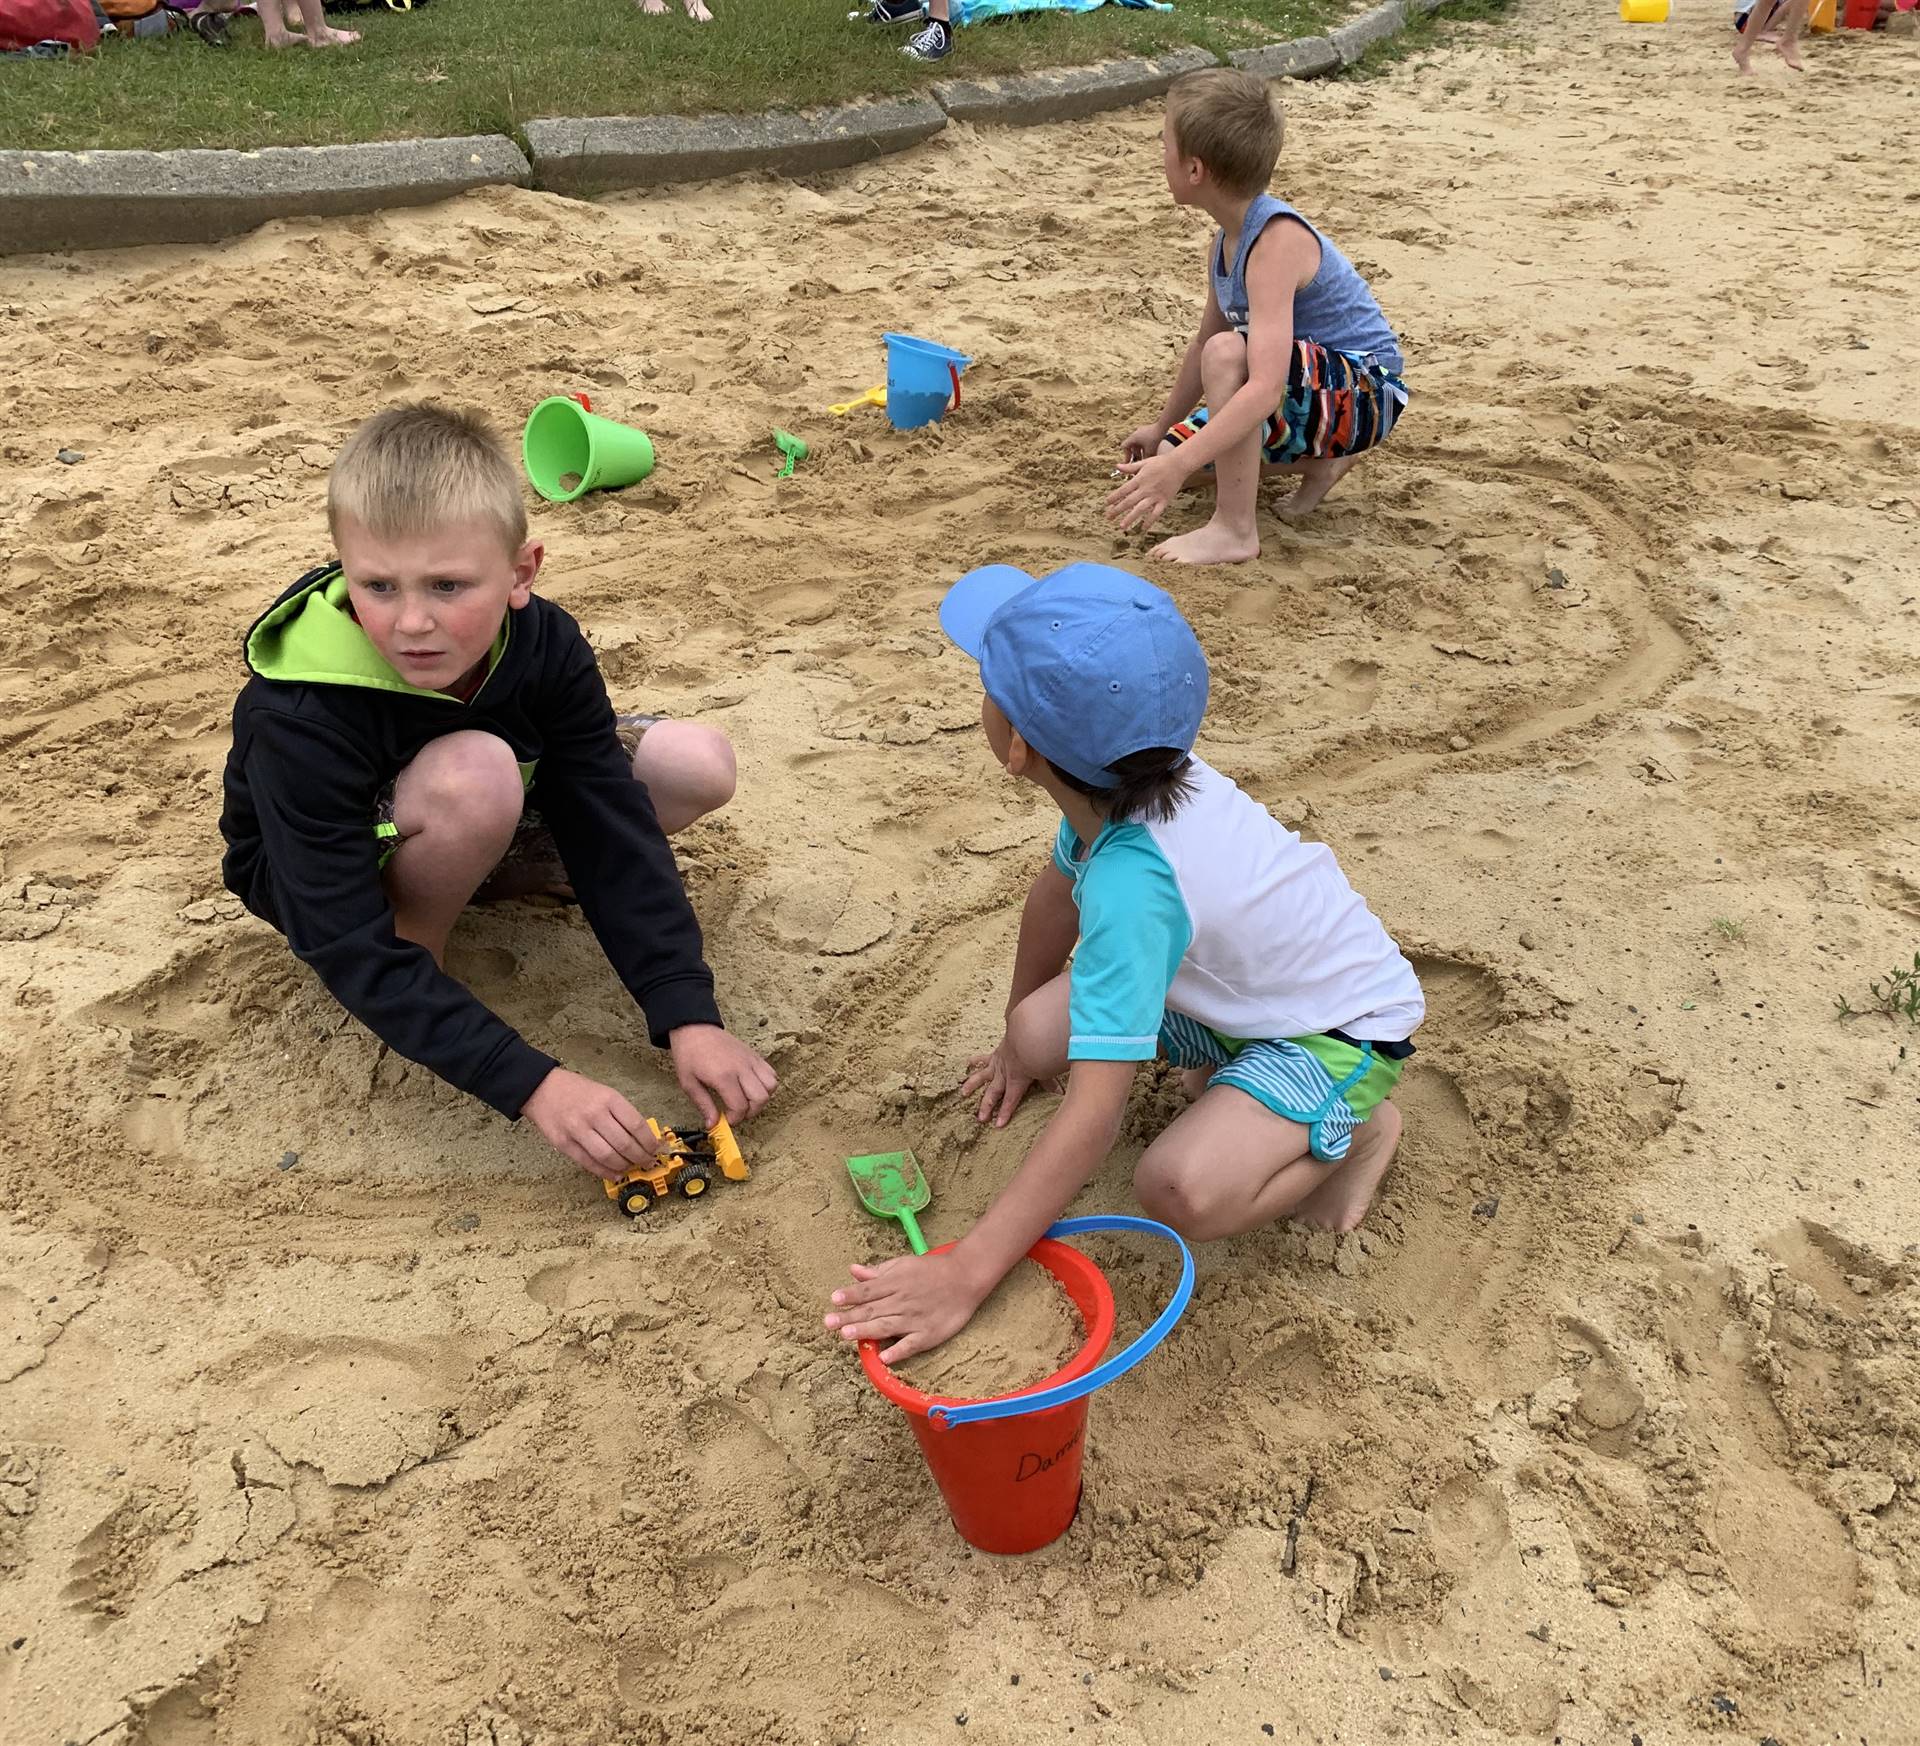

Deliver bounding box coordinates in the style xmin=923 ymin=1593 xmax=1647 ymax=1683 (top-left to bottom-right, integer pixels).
xmin=1326 ymin=657 xmax=1382 ymax=714
xmin=739 ymin=866 xmax=893 ymax=957
xmin=237 ymin=1340 xmax=456 ymax=1488
xmin=1405 ymin=952 xmax=1505 ymax=1041
xmin=618 ymin=1565 xmax=944 ymax=1723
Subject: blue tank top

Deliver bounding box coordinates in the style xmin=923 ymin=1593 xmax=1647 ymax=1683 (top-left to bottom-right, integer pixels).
xmin=1213 ymin=194 xmax=1403 ymax=376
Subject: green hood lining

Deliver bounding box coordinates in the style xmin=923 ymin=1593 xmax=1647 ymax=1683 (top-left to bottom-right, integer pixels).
xmin=246 ymin=567 xmax=508 ymax=702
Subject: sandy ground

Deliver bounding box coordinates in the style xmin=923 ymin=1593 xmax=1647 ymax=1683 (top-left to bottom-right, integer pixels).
xmin=4 ymin=6 xmax=1919 ymax=1742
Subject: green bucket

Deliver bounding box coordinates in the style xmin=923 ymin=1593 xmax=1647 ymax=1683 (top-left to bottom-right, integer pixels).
xmin=522 ymin=396 xmax=656 ymax=503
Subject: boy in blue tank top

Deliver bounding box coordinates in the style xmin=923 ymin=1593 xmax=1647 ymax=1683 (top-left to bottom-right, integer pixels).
xmin=824 ymin=562 xmax=1422 ymax=1362
xmin=1108 ymin=68 xmax=1408 ymax=566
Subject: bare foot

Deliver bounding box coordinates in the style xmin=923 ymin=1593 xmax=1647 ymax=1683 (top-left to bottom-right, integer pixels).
xmin=638 ymin=0 xmax=668 ymax=12
xmin=1291 ymin=1101 xmax=1402 ymax=1233
xmin=1150 ymin=519 xmax=1260 ymax=566
xmin=1776 ymin=35 xmax=1803 ymax=68
xmin=1178 ymin=1065 xmax=1212 ymax=1101
xmin=1732 ymin=37 xmax=1754 ymax=71
xmin=1276 ymin=454 xmax=1358 ymax=519
xmin=264 ymin=28 xmax=306 ymax=46
xmin=683 ymin=0 xmax=713 ymax=17
xmin=306 ymin=23 xmax=359 ymax=44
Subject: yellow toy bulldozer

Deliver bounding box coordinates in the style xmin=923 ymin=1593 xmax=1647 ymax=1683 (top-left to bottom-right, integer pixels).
xmin=604 ymin=1115 xmax=749 ymax=1218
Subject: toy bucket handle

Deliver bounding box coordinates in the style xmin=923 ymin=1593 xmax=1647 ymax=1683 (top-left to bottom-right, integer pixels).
xmin=947 ymin=363 xmax=962 ymax=412
xmin=928 ymin=1215 xmax=1194 ymax=1429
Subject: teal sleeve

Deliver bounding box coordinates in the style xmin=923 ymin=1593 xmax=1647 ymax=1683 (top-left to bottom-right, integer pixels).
xmin=1067 ymin=831 xmax=1192 ymax=1062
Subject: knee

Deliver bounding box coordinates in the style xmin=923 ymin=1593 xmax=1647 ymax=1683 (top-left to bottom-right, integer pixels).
xmin=1132 ymin=1146 xmax=1223 ymax=1240
xmin=1200 ymin=330 xmax=1249 ymax=385
xmin=680 ymin=723 xmax=738 ymax=817
xmin=402 ymin=732 xmax=524 ymax=832
xmin=1004 ymin=993 xmax=1056 ymax=1077
xmin=643 ymin=720 xmax=737 ymax=821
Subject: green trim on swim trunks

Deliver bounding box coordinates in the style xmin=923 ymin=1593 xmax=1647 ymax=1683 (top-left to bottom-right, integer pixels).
xmin=1287 ymin=1031 xmax=1403 ymax=1122
xmin=1200 ymin=1025 xmax=1402 ymax=1121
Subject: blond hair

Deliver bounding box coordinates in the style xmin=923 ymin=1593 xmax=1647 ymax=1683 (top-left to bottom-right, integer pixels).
xmin=327 ymin=402 xmax=527 ymax=553
xmin=1166 ymin=68 xmax=1284 ymax=198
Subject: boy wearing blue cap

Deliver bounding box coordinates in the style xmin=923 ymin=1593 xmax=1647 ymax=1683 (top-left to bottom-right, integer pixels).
xmin=825 ymin=562 xmax=1423 ymax=1362
xmin=1106 ymin=68 xmax=1407 ymax=565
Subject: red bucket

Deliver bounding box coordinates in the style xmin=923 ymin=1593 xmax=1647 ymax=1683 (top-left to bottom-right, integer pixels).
xmin=860 ymin=1238 xmax=1117 ymax=1555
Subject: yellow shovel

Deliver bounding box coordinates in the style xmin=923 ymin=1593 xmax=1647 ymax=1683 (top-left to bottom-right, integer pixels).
xmin=827 ymin=384 xmax=887 ymax=417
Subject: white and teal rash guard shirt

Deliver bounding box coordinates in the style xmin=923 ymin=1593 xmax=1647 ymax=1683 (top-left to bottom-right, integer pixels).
xmin=1054 ymin=759 xmax=1425 ymax=1061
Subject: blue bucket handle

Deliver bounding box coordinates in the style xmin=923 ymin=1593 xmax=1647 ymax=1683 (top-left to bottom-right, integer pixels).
xmin=927 ymin=1214 xmax=1194 ymax=1429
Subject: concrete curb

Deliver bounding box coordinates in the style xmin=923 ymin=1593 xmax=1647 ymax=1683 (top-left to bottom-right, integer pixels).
xmin=1229 ymin=35 xmax=1342 ymax=79
xmin=1331 ymin=0 xmax=1409 ymax=67
xmin=933 ymin=46 xmax=1217 ymax=128
xmin=0 ymin=135 xmax=529 ymax=256
xmin=525 ymin=97 xmax=947 ymax=198
xmin=1 ymin=3 xmax=1446 ymax=255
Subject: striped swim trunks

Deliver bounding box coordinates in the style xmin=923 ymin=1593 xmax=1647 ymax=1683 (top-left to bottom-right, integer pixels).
xmin=1157 ymin=1009 xmax=1407 ymax=1162
xmin=1163 ymin=337 xmax=1408 ymax=468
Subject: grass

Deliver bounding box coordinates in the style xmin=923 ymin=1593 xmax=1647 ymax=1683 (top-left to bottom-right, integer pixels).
xmin=1834 ymin=954 xmax=1920 ymax=1028
xmin=1711 ymin=917 xmax=1747 ymax=942
xmin=0 ymin=0 xmax=1355 ymax=152
xmin=1335 ymin=0 xmax=1512 ymax=78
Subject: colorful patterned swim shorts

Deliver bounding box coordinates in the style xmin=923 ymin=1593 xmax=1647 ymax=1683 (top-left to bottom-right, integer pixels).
xmin=1157 ymin=1009 xmax=1406 ymax=1163
xmin=1163 ymin=337 xmax=1408 ymax=468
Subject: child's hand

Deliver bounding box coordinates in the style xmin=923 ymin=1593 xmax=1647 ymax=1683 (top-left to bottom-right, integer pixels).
xmin=1106 ymin=452 xmax=1190 ymax=533
xmin=668 ymin=1023 xmax=778 ymax=1126
xmin=824 ymin=1252 xmax=989 ymax=1364
xmin=524 ymin=1067 xmax=663 ymax=1180
xmin=1121 ymin=422 xmax=1167 ymax=463
xmin=961 ymin=1039 xmax=1057 ymax=1128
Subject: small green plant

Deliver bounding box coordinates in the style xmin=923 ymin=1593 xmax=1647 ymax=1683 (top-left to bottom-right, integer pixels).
xmin=1835 ymin=954 xmax=1920 ymax=1027
xmin=1711 ymin=917 xmax=1747 ymax=942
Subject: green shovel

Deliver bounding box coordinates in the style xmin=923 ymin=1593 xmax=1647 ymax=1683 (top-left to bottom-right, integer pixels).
xmin=845 ymin=1149 xmax=931 ymax=1255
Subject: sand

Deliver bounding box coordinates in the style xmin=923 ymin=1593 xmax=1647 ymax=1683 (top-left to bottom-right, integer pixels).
xmin=895 ymin=1258 xmax=1085 ymax=1398
xmin=2 ymin=6 xmax=1918 ymax=1743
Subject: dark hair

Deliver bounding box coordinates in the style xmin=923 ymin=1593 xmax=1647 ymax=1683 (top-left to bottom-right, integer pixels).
xmin=1046 ymin=747 xmax=1197 ymax=824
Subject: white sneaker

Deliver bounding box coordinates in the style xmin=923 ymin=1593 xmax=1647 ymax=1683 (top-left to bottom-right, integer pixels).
xmin=902 ymin=16 xmax=952 ymax=57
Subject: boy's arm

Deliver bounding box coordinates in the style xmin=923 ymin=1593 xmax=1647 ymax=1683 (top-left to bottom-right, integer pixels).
xmin=1006 ymin=861 xmax=1078 ymax=1014
xmin=245 ymin=710 xmax=559 ymax=1118
xmin=527 ymin=616 xmax=773 ymax=1123
xmin=1155 ymin=219 xmax=1318 ymax=478
xmin=963 ymin=858 xmax=1081 ymax=1125
xmin=529 ymin=619 xmax=724 ymax=1044
xmin=953 ymin=1059 xmax=1133 ymax=1281
xmin=828 ymin=838 xmax=1190 ymax=1361
xmin=826 ymin=1061 xmax=1134 ymax=1363
xmin=1127 ymin=239 xmax=1235 ymax=453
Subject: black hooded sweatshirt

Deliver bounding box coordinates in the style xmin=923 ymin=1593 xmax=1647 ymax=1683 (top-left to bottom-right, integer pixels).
xmin=219 ymin=564 xmax=723 ymax=1119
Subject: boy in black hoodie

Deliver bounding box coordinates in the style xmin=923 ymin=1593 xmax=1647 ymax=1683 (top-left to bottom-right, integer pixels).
xmin=220 ymin=403 xmax=776 ymax=1178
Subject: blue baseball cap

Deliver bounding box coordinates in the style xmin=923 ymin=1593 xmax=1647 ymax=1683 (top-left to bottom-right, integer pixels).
xmin=938 ymin=561 xmax=1209 ymax=789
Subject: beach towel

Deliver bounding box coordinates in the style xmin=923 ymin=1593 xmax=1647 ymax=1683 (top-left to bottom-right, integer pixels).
xmin=951 ymin=0 xmax=1167 ymax=25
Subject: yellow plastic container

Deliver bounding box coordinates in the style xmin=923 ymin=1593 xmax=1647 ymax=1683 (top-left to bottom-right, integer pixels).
xmin=1619 ymin=0 xmax=1669 ymax=17
xmin=1809 ymin=0 xmax=1837 ymax=30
